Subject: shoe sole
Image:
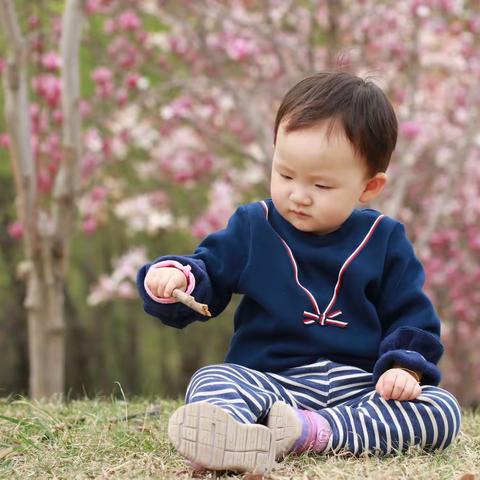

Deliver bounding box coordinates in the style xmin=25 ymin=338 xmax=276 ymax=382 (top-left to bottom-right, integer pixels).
xmin=168 ymin=402 xmax=275 ymax=474
xmin=266 ymin=401 xmax=302 ymax=459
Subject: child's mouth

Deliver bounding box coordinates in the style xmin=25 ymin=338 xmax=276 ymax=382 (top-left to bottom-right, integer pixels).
xmin=291 ymin=210 xmax=310 ymax=217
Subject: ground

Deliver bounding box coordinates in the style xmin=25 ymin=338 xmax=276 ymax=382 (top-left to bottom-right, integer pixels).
xmin=0 ymin=397 xmax=478 ymax=479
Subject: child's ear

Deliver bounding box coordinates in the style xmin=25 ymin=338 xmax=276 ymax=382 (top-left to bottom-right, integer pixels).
xmin=359 ymin=173 xmax=388 ymax=203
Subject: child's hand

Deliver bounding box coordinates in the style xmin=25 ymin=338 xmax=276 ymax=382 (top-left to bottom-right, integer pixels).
xmin=146 ymin=267 xmax=187 ymax=298
xmin=375 ymin=368 xmax=421 ymax=401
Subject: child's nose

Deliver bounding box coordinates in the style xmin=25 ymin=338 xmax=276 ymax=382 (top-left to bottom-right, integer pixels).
xmin=290 ymin=187 xmax=312 ymax=205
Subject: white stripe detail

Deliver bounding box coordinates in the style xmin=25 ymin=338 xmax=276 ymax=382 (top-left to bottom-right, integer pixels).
xmin=358 ymin=406 xmax=381 ymax=453
xmin=416 ymin=393 xmax=439 ymax=447
xmin=323 ymin=214 xmax=385 ymax=318
xmin=378 ymin=397 xmax=403 ymax=452
xmin=268 ymin=373 xmax=330 ymax=397
xmin=329 ymin=387 xmax=372 ymax=405
xmin=423 ymin=389 xmax=461 ymax=437
xmin=326 ymin=408 xmax=345 ymax=452
xmin=345 ymin=406 xmax=360 ymax=454
xmin=394 ymin=400 xmax=415 ymax=447
xmin=409 ymin=402 xmax=427 ymax=448
xmin=417 ymin=394 xmax=450 ymax=449
xmin=357 ymin=409 xmax=370 ymax=454
xmin=366 ymin=398 xmax=393 ymax=454
xmin=261 ymin=201 xmax=385 ymax=326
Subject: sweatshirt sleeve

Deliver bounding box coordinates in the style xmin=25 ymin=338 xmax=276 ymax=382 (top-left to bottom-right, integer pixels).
xmin=136 ymin=205 xmax=251 ymax=329
xmin=372 ymin=223 xmax=444 ymax=385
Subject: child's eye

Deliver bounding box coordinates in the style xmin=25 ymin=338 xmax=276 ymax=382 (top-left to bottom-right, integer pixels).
xmin=315 ymin=184 xmax=332 ymax=190
xmin=280 ymin=174 xmax=292 ymax=180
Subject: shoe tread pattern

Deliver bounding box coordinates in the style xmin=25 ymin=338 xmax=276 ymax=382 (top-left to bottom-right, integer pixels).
xmin=168 ymin=402 xmax=275 ymax=473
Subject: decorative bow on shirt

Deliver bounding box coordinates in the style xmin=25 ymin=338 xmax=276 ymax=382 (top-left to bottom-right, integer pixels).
xmin=303 ymin=310 xmax=348 ymax=328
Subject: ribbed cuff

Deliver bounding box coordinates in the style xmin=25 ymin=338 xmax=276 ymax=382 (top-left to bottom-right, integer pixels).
xmin=372 ymin=349 xmax=441 ymax=385
xmin=144 ymin=260 xmax=196 ymax=304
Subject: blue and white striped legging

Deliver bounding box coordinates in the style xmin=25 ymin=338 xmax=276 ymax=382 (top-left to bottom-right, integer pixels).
xmin=185 ymin=360 xmax=461 ymax=455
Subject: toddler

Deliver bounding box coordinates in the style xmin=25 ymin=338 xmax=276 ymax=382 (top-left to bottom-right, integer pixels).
xmin=137 ymin=72 xmax=461 ymax=474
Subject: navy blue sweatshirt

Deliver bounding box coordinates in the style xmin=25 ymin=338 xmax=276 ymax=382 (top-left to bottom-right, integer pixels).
xmin=137 ymin=199 xmax=443 ymax=385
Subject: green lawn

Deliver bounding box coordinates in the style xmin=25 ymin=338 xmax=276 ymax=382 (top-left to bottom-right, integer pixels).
xmin=0 ymin=397 xmax=478 ymax=479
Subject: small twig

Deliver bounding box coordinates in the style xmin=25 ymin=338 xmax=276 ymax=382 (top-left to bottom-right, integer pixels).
xmin=172 ymin=289 xmax=211 ymax=317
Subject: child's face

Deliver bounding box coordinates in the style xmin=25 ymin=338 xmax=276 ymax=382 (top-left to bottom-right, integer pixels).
xmin=271 ymin=120 xmax=382 ymax=235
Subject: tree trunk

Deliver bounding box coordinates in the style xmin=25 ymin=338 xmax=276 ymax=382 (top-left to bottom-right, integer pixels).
xmin=27 ymin=267 xmax=66 ymax=398
xmin=0 ymin=0 xmax=84 ymax=399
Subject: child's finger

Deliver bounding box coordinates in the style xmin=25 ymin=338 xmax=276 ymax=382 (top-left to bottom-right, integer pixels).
xmin=156 ymin=277 xmax=169 ymax=297
xmin=381 ymin=374 xmax=396 ymax=400
xmin=164 ymin=276 xmax=180 ymax=297
xmin=165 ymin=273 xmax=187 ymax=297
xmin=399 ymin=379 xmax=416 ymax=401
xmin=375 ymin=377 xmax=384 ymax=397
xmin=411 ymin=382 xmax=422 ymax=400
xmin=390 ymin=374 xmax=408 ymax=400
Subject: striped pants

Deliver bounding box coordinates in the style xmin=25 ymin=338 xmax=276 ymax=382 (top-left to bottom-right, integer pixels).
xmin=185 ymin=360 xmax=461 ymax=455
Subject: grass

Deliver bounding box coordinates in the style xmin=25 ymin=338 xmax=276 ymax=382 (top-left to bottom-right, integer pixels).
xmin=0 ymin=397 xmax=478 ymax=480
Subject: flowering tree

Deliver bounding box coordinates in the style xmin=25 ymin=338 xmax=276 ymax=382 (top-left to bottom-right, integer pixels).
xmin=0 ymin=0 xmax=84 ymax=398
xmin=1 ymin=0 xmax=479 ymax=404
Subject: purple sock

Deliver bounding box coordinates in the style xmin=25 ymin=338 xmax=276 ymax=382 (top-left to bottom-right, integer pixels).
xmin=292 ymin=409 xmax=332 ymax=454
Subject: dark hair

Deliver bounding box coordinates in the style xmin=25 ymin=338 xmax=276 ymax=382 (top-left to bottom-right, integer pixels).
xmin=274 ymin=72 xmax=398 ymax=175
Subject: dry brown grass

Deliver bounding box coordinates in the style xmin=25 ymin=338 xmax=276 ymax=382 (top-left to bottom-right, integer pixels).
xmin=0 ymin=397 xmax=478 ymax=479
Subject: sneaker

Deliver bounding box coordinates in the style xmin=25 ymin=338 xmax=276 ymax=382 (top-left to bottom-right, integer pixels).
xmin=266 ymin=401 xmax=332 ymax=458
xmin=168 ymin=402 xmax=276 ymax=474
xmin=266 ymin=401 xmax=303 ymax=458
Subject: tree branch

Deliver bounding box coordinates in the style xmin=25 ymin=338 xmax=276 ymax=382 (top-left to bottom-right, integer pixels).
xmin=52 ymin=0 xmax=85 ymax=273
xmin=172 ymin=289 xmax=211 ymax=317
xmin=0 ymin=0 xmax=37 ymax=257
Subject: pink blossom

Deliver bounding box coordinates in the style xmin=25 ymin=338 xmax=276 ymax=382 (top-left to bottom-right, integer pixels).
xmin=161 ymin=96 xmax=193 ymax=120
xmin=51 ymin=17 xmax=62 ymax=41
xmin=92 ymin=67 xmax=114 ymax=98
xmin=125 ymin=73 xmax=140 ymax=89
xmin=118 ymin=281 xmax=135 ymax=298
xmin=0 ymin=132 xmax=10 ymax=149
xmin=82 ymin=217 xmax=98 ymax=235
xmin=92 ymin=67 xmax=113 ymax=84
xmin=28 ymin=15 xmax=40 ymax=29
xmin=102 ymin=137 xmax=112 ymax=156
xmin=107 ymin=37 xmax=140 ymax=69
xmin=37 ymin=169 xmax=53 ymax=194
xmin=45 ymin=134 xmax=62 ymax=169
xmin=52 ymin=109 xmax=63 ymax=124
xmin=0 ymin=57 xmax=6 ymax=75
xmin=150 ymin=191 xmax=169 ymax=206
xmin=225 ymin=36 xmax=256 ymax=61
xmin=117 ymin=10 xmax=142 ymax=31
xmin=169 ymin=36 xmax=189 ymax=55
xmin=80 ymin=152 xmax=102 ymax=180
xmin=467 ymin=18 xmax=480 ymax=34
xmin=79 ymin=100 xmax=92 ymax=117
xmin=7 ymin=222 xmax=24 ymax=240
xmin=85 ymin=0 xmax=110 ymax=15
xmin=136 ymin=31 xmax=148 ymax=45
xmin=116 ymin=88 xmax=128 ymax=106
xmin=119 ymin=129 xmax=131 ymax=143
xmin=32 ymin=74 xmax=62 ymax=108
xmin=91 ymin=185 xmax=108 ymax=202
xmin=192 ymin=207 xmax=231 ymax=238
xmin=29 ymin=103 xmax=50 ymax=134
xmin=468 ymin=231 xmax=480 ymax=251
xmin=41 ymin=51 xmax=61 ymax=71
xmin=31 ymin=36 xmax=44 ymax=54
xmin=400 ymin=120 xmax=421 ymax=140
xmin=160 ymin=150 xmax=214 ymax=184
xmin=104 ymin=19 xmax=116 ymax=34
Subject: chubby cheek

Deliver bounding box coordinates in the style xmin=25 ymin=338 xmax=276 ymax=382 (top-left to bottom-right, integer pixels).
xmin=270 ymin=177 xmax=287 ymax=208
xmin=321 ymin=197 xmax=353 ymax=224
